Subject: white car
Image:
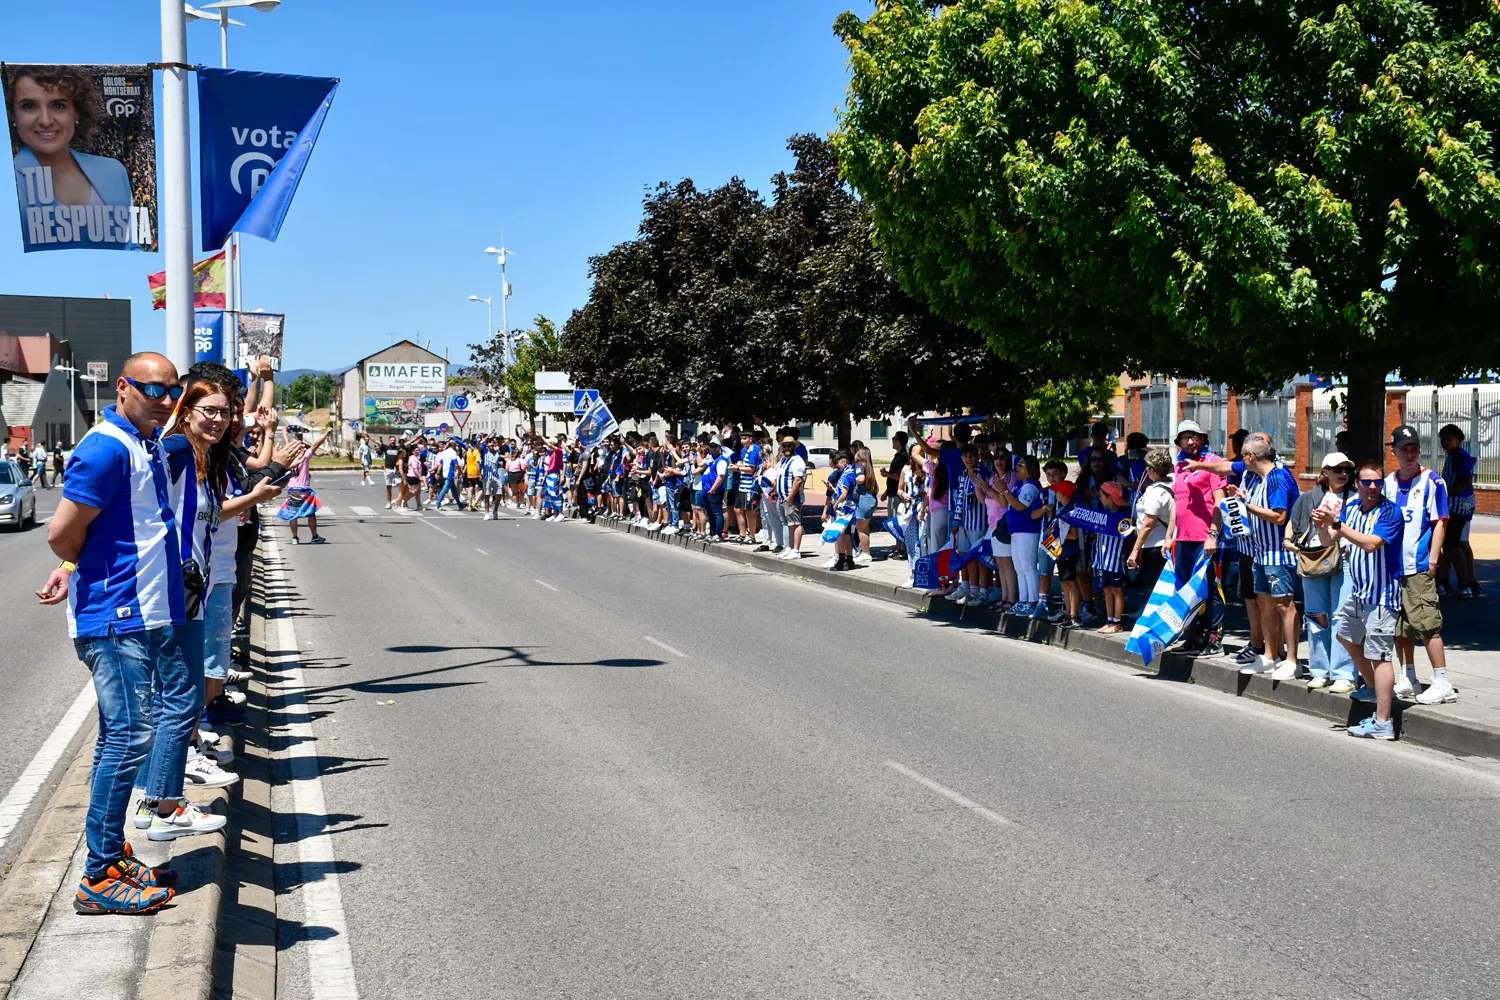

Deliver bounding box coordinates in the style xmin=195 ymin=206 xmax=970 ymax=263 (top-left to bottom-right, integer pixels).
xmin=0 ymin=459 xmax=37 ymax=531
xmin=805 ymin=447 xmax=837 ymax=470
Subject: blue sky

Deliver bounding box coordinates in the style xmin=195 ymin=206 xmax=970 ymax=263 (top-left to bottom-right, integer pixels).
xmin=2 ymin=0 xmax=867 ymax=371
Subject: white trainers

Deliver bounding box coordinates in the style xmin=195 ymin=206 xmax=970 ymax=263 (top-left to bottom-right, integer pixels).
xmin=1257 ymin=654 xmax=1277 ymax=673
xmin=1328 ymin=679 xmax=1357 ymax=695
xmin=1415 ymin=680 xmax=1459 ymax=705
xmin=184 ymin=750 xmax=239 ymax=789
xmin=147 ymin=800 xmax=228 ymax=841
xmin=1393 ymin=675 xmax=1418 ymax=700
xmin=384 ymin=501 xmax=393 ymax=509
xmin=853 ymin=552 xmax=873 ymax=567
xmin=1306 ymin=676 xmax=1331 ymax=689
xmin=222 ymin=684 xmax=247 ymax=706
xmin=781 ymin=548 xmax=801 ymax=560
xmin=821 ymin=554 xmax=840 ymax=569
xmin=1270 ymin=660 xmax=1299 ymax=681
xmin=226 ymin=667 xmax=252 ymax=686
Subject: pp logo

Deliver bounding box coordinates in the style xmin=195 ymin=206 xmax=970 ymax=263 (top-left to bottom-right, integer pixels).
xmin=105 ymin=98 xmax=137 ymax=117
xmin=230 ymin=151 xmax=278 ymax=197
xmin=194 ymin=326 xmax=215 ymax=353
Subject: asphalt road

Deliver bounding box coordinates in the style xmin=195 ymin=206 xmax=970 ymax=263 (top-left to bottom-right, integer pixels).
xmin=0 ymin=483 xmax=94 ymax=873
xmin=260 ymin=471 xmax=1500 ymax=1000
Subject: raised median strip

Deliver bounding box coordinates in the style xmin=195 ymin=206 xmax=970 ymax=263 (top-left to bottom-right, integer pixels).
xmin=594 ymin=516 xmax=1500 ymax=763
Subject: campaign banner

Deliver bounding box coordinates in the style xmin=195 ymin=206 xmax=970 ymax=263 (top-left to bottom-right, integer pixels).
xmin=576 ymin=397 xmax=618 ymax=453
xmin=149 ymin=248 xmax=231 ymax=309
xmin=196 ymin=67 xmax=339 ymax=251
xmin=236 ymin=312 xmax=284 ymax=371
xmin=3 ymin=63 xmax=157 ymax=252
xmin=194 ymin=309 xmax=226 ymax=364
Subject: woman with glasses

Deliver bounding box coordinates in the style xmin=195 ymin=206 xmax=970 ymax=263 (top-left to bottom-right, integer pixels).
xmin=1287 ymin=453 xmax=1359 ymax=693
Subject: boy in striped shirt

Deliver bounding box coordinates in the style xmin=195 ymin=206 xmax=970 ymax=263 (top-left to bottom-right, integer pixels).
xmin=1314 ymin=459 xmax=1405 ymax=740
xmin=1230 ymin=438 xmax=1300 ymax=680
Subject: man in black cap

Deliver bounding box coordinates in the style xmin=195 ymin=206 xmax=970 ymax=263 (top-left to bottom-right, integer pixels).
xmin=1384 ymin=424 xmax=1457 ymax=705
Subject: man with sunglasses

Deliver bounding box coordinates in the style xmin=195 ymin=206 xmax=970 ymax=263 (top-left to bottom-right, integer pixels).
xmin=1384 ymin=425 xmax=1457 ymax=705
xmin=34 ymin=352 xmax=224 ymax=915
xmin=1314 ymin=459 xmax=1405 ymax=740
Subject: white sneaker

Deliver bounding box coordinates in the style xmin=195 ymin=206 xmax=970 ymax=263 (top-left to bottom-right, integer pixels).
xmin=648 ymin=523 xmax=662 ymax=533
xmin=1328 ymin=679 xmax=1357 ymax=695
xmin=1306 ymin=676 xmax=1331 ymax=689
xmin=226 ymin=667 xmax=252 ymax=686
xmin=1393 ymin=675 xmax=1418 ymax=700
xmin=903 ymin=576 xmax=915 ymax=589
xmin=853 ymin=552 xmax=872 ymax=567
xmin=222 ymin=684 xmax=247 ymax=706
xmin=1415 ymin=680 xmax=1459 ymax=705
xmin=384 ymin=501 xmax=394 ymax=509
xmin=781 ymin=548 xmax=801 ymax=560
xmin=821 ymin=554 xmax=840 ymax=569
xmin=184 ymin=750 xmax=239 ymax=789
xmin=944 ymin=587 xmax=968 ymax=601
xmin=1257 ymin=654 xmax=1277 ymax=673
xmin=1270 ymin=660 xmax=1299 ymax=681
xmin=147 ymin=800 xmax=228 ymax=841
xmin=756 ymin=530 xmax=768 ymax=543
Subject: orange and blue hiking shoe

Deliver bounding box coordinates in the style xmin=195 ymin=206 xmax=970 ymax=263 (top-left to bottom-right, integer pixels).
xmin=73 ymin=860 xmax=175 ymax=915
xmin=118 ymin=840 xmax=178 ymax=888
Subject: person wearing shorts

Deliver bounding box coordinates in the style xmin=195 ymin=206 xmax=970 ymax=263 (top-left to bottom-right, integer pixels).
xmin=481 ymin=438 xmax=505 ymax=520
xmin=1316 ymin=459 xmax=1405 ymax=740
xmin=382 ymin=436 xmax=403 ymax=509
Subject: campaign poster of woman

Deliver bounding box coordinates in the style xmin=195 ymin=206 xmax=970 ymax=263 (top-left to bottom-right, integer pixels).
xmin=3 ymin=63 xmax=158 ymax=252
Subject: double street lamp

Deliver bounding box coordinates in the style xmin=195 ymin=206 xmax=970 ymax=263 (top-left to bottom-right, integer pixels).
xmin=485 ymin=246 xmax=516 ymax=364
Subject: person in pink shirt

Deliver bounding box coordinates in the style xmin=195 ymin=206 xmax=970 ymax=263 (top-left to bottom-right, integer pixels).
xmin=1164 ymin=419 xmax=1227 ymax=655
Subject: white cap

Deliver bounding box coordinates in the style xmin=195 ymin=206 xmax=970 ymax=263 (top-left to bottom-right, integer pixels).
xmin=1320 ymin=451 xmax=1354 ymax=469
xmin=1174 ymin=419 xmax=1205 ymax=443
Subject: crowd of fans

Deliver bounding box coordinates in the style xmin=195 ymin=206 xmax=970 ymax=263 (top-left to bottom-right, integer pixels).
xmin=373 ymin=411 xmax=1480 ymax=746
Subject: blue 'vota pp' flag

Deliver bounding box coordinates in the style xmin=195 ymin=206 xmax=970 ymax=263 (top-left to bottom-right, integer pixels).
xmin=196 ymin=67 xmax=339 ymax=251
xmin=194 ymin=309 xmax=225 ymax=364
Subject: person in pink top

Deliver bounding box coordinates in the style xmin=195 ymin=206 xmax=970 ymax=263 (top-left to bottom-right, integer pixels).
xmin=1163 ymin=419 xmax=1227 ymax=654
xmin=278 ymin=427 xmax=332 ymax=545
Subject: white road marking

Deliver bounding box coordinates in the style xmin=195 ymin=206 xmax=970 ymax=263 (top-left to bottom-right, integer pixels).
xmin=317 ymin=504 xmax=336 ymax=516
xmin=438 ymin=509 xmax=464 ymax=517
xmin=642 ymin=636 xmax=689 ymax=659
xmin=263 ymin=534 xmax=361 ymax=999
xmin=474 ymin=547 xmax=489 ymax=556
xmin=534 ymin=579 xmax=559 ymax=592
xmin=885 ymin=760 xmax=1011 ymax=827
xmin=0 ymin=681 xmax=96 ymax=853
xmin=416 ymin=517 xmax=457 ymax=540
xmin=348 ymin=505 xmax=376 ymax=517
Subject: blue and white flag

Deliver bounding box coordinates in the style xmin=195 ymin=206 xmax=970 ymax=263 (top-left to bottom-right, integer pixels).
xmin=194 ymin=309 xmax=226 ymax=364
xmin=1125 ymin=550 xmax=1212 ymax=667
xmin=196 ymin=67 xmax=339 ymax=251
xmin=576 ymin=397 xmax=618 ymax=453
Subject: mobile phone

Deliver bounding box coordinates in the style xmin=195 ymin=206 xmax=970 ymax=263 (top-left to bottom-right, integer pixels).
xmin=268 ymin=468 xmax=296 ymax=487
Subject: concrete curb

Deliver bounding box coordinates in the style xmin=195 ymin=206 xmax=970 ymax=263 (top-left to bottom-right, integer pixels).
xmin=594 ymin=516 xmax=1500 ymax=761
xmin=0 ymin=730 xmax=94 ymax=1000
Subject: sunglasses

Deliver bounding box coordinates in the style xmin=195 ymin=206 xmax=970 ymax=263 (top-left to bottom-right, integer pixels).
xmin=125 ymin=377 xmax=184 ymax=401
xmin=1357 ymin=477 xmax=1384 ymax=487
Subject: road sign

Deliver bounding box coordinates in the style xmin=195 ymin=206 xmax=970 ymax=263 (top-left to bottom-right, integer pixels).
xmin=86 ymin=361 xmax=108 ymax=380
xmin=572 ymin=389 xmax=600 ymax=414
xmin=452 ymin=410 xmax=471 ymax=432
xmin=449 ymin=395 xmax=470 ymax=411
xmin=439 ymin=422 xmax=450 ymax=433
xmin=534 ymin=371 xmax=574 ymax=392
xmin=536 ymin=391 xmax=574 ymax=413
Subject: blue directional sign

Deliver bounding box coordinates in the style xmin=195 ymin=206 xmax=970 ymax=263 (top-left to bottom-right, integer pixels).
xmin=439 ymin=422 xmax=450 ymax=432
xmin=449 ymin=395 xmax=470 ymax=411
xmin=573 ymin=389 xmax=600 ymax=415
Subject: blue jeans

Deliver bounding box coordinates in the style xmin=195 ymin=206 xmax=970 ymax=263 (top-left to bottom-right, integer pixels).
xmin=1171 ymin=540 xmax=1224 ymax=641
xmin=203 ymin=582 xmax=233 ymax=681
xmin=704 ymin=490 xmax=724 ymax=537
xmin=436 ymin=475 xmax=463 ymax=507
xmin=74 ymin=626 xmax=190 ymax=877
xmin=1303 ymin=569 xmax=1356 ymax=681
xmin=133 ymin=616 xmax=203 ymax=802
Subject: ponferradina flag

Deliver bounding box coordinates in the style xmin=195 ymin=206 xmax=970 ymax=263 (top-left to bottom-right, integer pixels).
xmin=148 ymin=248 xmax=229 ymax=310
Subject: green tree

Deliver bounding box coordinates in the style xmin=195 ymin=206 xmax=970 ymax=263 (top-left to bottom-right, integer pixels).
xmin=1026 ymin=375 xmax=1120 ymax=445
xmin=279 ymin=373 xmax=338 ymax=412
xmin=505 ymin=315 xmax=566 ymax=430
xmin=834 ymin=0 xmax=1500 ymax=458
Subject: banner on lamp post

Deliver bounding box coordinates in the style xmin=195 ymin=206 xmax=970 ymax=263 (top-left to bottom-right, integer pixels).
xmin=195 ymin=67 xmax=339 ymax=251
xmin=194 ymin=309 xmax=226 ymax=364
xmin=236 ymin=312 xmax=284 ymax=371
xmin=2 ymin=63 xmax=157 ymax=252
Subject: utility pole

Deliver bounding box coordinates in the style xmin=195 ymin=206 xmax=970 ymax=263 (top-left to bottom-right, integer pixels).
xmin=160 ymin=0 xmax=195 ymax=371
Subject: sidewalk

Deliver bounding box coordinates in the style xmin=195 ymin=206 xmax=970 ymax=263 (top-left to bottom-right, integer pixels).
xmin=591 ymin=509 xmax=1500 ymax=761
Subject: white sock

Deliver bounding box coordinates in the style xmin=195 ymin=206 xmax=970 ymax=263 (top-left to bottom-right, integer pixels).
xmin=1433 ymin=666 xmax=1449 ymax=685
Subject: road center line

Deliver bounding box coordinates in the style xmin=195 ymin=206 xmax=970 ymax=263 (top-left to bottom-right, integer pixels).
xmin=885 ymin=760 xmax=1011 ymax=827
xmin=0 ymin=681 xmax=96 ymax=853
xmin=263 ymin=534 xmax=361 ymax=1000
xmin=534 ymin=579 xmax=559 ymax=592
xmin=642 ymin=635 xmax=689 ymax=659
xmin=474 ymin=547 xmax=489 ymax=556
xmin=416 ymin=517 xmax=458 ymax=540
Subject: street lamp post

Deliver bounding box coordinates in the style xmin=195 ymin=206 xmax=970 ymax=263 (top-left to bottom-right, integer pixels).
xmin=484 ymin=246 xmax=515 ymax=364
xmin=81 ymin=374 xmax=105 ymax=426
xmin=186 ymin=0 xmax=281 ymax=368
xmin=53 ymin=364 xmax=78 ymax=446
xmin=468 ymin=294 xmax=494 ymax=351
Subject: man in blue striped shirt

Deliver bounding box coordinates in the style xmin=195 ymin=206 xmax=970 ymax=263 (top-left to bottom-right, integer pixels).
xmin=1314 ymin=459 xmax=1405 ymax=740
xmin=1231 ymin=438 xmax=1301 ymax=680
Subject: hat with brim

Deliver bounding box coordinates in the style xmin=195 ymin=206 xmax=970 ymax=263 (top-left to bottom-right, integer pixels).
xmin=1320 ymin=451 xmax=1354 ymax=470
xmin=1389 ymin=425 xmax=1420 ymax=449
xmin=1173 ymin=419 xmax=1206 ymax=444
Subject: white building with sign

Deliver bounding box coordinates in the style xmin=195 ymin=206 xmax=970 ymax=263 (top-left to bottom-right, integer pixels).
xmin=339 ymin=340 xmax=451 ymax=441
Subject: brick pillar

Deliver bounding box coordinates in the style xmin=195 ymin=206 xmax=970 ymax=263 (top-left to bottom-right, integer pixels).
xmin=1383 ymin=388 xmax=1409 ymax=474
xmin=1177 ymin=382 xmax=1188 ymax=423
xmin=1225 ymin=391 xmax=1240 ymax=436
xmin=1294 ymin=383 xmax=1314 ymax=478
xmin=1126 ymin=387 xmax=1141 ymax=436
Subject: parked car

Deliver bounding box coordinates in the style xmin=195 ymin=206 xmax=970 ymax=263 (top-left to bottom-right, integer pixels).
xmin=806 ymin=446 xmax=837 ymax=469
xmin=0 ymin=459 xmax=37 ymax=530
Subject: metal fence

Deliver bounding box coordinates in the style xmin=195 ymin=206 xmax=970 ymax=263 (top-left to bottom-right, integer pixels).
xmin=1143 ymin=384 xmax=1294 ymax=458
xmin=1404 ymin=386 xmax=1500 ymax=486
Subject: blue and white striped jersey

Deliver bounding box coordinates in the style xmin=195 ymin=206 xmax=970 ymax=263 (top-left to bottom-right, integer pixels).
xmin=954 ymin=470 xmax=988 ymax=531
xmin=61 ymin=406 xmax=187 ymax=638
xmin=1340 ymin=498 xmax=1405 ymax=609
xmin=1242 ymin=464 xmax=1297 ymax=567
xmin=163 ymin=435 xmax=213 ymax=619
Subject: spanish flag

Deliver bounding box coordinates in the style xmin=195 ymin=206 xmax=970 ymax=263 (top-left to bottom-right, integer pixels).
xmin=148 ymin=248 xmax=232 ymax=310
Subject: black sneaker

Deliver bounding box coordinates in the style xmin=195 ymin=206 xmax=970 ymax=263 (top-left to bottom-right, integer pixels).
xmin=1056 ymin=615 xmax=1077 ymax=629
xmin=1232 ymin=645 xmax=1263 ymax=666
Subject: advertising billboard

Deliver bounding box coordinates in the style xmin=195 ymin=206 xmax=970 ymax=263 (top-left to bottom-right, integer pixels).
xmin=365 ymin=362 xmax=446 ymax=394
